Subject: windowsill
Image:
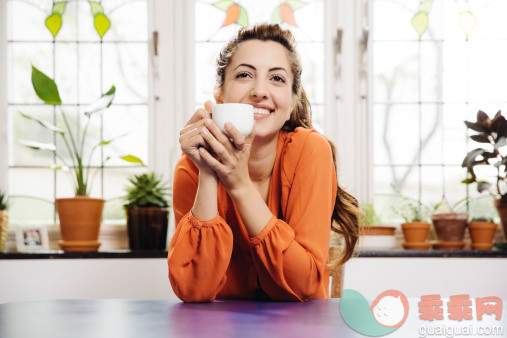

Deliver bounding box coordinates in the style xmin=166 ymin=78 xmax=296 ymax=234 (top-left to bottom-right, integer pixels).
xmin=1 ymin=249 xmax=506 ymax=260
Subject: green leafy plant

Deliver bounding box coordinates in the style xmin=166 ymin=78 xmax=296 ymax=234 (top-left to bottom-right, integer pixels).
xmin=359 ymin=204 xmax=382 ymax=226
xmin=18 ymin=66 xmax=143 ymax=196
xmin=123 ymin=172 xmax=170 ymax=208
xmin=0 ymin=191 xmax=7 ymax=211
xmin=394 ymin=198 xmax=430 ymax=223
xmin=462 ymin=110 xmax=507 ymax=202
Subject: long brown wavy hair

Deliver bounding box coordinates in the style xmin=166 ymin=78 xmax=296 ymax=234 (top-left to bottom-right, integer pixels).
xmin=214 ymin=23 xmax=362 ymax=269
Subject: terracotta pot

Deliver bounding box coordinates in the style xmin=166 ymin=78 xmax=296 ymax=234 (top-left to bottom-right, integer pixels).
xmin=126 ymin=207 xmax=169 ymax=250
xmin=432 ymin=241 xmax=466 ymax=250
xmin=468 ymin=221 xmax=497 ymax=248
xmin=361 ymin=225 xmax=396 ymax=236
xmin=0 ymin=210 xmax=8 ymax=252
xmin=401 ymin=222 xmax=430 ymax=243
xmin=56 ymin=197 xmax=105 ymax=252
xmin=431 ymin=213 xmax=468 ymax=242
xmin=494 ymin=199 xmax=507 ymax=239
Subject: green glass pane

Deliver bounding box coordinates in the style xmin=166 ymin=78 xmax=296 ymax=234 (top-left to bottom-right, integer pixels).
xmin=45 ymin=13 xmax=62 ymax=38
xmin=89 ymin=1 xmax=104 ymax=16
xmin=212 ymin=0 xmax=234 ymax=11
xmin=52 ymin=1 xmax=67 ymax=15
xmin=94 ymin=13 xmax=111 ymax=38
xmin=411 ymin=11 xmax=428 ymax=37
xmin=236 ymin=5 xmax=249 ymax=27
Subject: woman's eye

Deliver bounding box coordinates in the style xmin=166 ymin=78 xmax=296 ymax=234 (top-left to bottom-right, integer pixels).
xmin=236 ymin=72 xmax=250 ymax=78
xmin=272 ymin=75 xmax=285 ymax=83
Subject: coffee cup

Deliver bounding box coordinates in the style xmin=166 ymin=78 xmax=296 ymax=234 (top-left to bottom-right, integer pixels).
xmin=211 ymin=103 xmax=254 ymax=137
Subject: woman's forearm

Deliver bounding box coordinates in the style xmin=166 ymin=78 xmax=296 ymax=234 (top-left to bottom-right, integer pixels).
xmin=191 ymin=169 xmax=219 ymax=221
xmin=229 ymin=182 xmax=273 ymax=238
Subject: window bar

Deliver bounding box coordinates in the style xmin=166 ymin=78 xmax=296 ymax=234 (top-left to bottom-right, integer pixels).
xmin=100 ymin=34 xmax=104 ymax=198
xmin=465 ymin=34 xmax=470 ymax=212
xmin=52 ymin=0 xmax=57 ymax=223
xmin=417 ymin=36 xmax=422 ymax=204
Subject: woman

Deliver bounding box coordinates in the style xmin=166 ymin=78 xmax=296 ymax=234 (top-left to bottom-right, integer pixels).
xmin=168 ymin=23 xmax=361 ymax=302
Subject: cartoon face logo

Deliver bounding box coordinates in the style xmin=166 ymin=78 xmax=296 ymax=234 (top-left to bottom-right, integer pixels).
xmin=340 ymin=289 xmax=409 ymax=336
xmin=371 ymin=290 xmax=409 ymax=328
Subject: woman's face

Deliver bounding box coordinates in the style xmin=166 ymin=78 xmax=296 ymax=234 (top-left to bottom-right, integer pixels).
xmin=218 ymin=40 xmax=294 ymax=139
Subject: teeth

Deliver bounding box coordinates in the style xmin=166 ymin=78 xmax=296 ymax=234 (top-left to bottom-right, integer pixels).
xmin=253 ymin=108 xmax=271 ymax=115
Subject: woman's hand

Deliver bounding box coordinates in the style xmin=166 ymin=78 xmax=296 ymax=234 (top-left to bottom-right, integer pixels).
xmin=198 ymin=119 xmax=256 ymax=193
xmin=179 ymin=101 xmax=217 ymax=176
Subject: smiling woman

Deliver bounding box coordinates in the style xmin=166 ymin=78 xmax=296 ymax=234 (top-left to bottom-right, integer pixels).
xmin=167 ymin=23 xmax=362 ymax=302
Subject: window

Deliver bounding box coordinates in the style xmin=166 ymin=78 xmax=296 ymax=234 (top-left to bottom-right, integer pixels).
xmin=193 ymin=0 xmax=326 ymax=131
xmin=372 ymin=0 xmax=507 ymax=220
xmin=5 ymin=0 xmax=149 ymax=224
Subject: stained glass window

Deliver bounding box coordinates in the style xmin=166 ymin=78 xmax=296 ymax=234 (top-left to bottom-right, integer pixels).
xmin=194 ymin=0 xmax=325 ymax=131
xmin=372 ymin=0 xmax=507 ymax=221
xmin=6 ymin=0 xmax=148 ymax=224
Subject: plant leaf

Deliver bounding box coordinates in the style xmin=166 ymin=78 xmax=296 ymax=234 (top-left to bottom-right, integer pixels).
xmin=461 ymin=177 xmax=475 ymax=184
xmin=94 ymin=13 xmax=111 ymax=38
xmin=411 ymin=11 xmax=428 ymax=37
xmin=477 ymin=110 xmax=490 ymax=124
xmin=48 ymin=164 xmax=69 ymax=171
xmin=477 ymin=181 xmax=491 ymax=193
xmin=212 ymin=0 xmax=235 ymax=11
xmin=85 ymin=85 xmax=116 ymax=117
xmin=98 ymin=132 xmax=127 ymax=146
xmin=470 ymin=134 xmax=490 ymax=144
xmin=45 ymin=13 xmax=62 ymax=38
xmin=286 ymin=0 xmax=307 ymax=11
xmin=31 ymin=66 xmax=62 ymax=105
xmin=18 ymin=111 xmax=65 ymax=135
xmin=462 ymin=148 xmax=485 ymax=167
xmin=236 ymin=5 xmax=249 ymax=27
xmin=120 ymin=155 xmax=145 ymax=165
xmin=18 ymin=140 xmax=56 ymax=152
xmin=89 ymin=1 xmax=104 ymax=16
xmin=495 ymin=137 xmax=507 ymax=150
xmin=52 ymin=1 xmax=67 ymax=15
xmin=464 ymin=121 xmax=488 ymax=133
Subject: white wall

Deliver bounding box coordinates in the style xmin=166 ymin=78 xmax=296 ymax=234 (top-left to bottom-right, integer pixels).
xmin=343 ymin=258 xmax=507 ymax=300
xmin=1 ymin=257 xmax=506 ymax=304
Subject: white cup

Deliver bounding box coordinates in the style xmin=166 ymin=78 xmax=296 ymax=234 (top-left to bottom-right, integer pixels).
xmin=212 ymin=103 xmax=254 ymax=137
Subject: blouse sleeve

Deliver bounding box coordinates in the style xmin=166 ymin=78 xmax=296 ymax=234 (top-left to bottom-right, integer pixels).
xmin=167 ymin=156 xmax=234 ymax=302
xmin=248 ymin=131 xmax=337 ymax=302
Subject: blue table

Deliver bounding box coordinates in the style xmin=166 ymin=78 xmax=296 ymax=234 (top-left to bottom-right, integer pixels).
xmin=0 ymin=299 xmax=354 ymax=338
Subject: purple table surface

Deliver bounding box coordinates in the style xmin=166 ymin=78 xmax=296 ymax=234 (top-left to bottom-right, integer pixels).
xmin=0 ymin=298 xmax=358 ymax=338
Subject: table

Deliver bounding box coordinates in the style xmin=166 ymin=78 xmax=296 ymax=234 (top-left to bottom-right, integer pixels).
xmin=0 ymin=298 xmax=351 ymax=338
xmin=1 ymin=298 xmax=505 ymax=338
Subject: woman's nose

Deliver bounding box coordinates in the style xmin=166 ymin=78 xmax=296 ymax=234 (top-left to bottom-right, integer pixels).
xmin=250 ymin=79 xmax=268 ymax=99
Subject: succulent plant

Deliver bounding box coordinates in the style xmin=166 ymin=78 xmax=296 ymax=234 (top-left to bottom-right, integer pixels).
xmin=123 ymin=172 xmax=170 ymax=208
xmin=462 ymin=110 xmax=507 ymax=202
xmin=0 ymin=191 xmax=7 ymax=211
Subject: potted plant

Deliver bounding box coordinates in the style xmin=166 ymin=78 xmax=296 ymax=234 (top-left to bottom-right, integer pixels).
xmin=431 ymin=197 xmax=468 ymax=250
xmin=19 ymin=66 xmax=142 ymax=252
xmin=468 ymin=217 xmax=497 ymax=250
xmin=396 ymin=199 xmax=431 ymax=250
xmin=123 ymin=172 xmax=170 ymax=250
xmin=0 ymin=191 xmax=8 ymax=252
xmin=463 ymin=109 xmax=507 ymax=241
xmin=359 ymin=204 xmax=396 ymax=250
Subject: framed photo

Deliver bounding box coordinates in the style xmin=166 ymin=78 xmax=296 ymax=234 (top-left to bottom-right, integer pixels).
xmin=15 ymin=225 xmax=50 ymax=252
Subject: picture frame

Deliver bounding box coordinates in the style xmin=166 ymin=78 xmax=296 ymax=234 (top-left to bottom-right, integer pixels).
xmin=15 ymin=225 xmax=50 ymax=252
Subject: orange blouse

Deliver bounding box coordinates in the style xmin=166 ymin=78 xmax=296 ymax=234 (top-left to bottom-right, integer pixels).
xmin=168 ymin=127 xmax=337 ymax=302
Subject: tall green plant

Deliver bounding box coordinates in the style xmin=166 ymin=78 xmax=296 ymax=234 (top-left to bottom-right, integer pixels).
xmin=18 ymin=66 xmax=143 ymax=196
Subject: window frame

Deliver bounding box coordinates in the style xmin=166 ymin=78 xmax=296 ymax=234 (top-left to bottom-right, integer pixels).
xmin=0 ymin=0 xmax=373 ymax=234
